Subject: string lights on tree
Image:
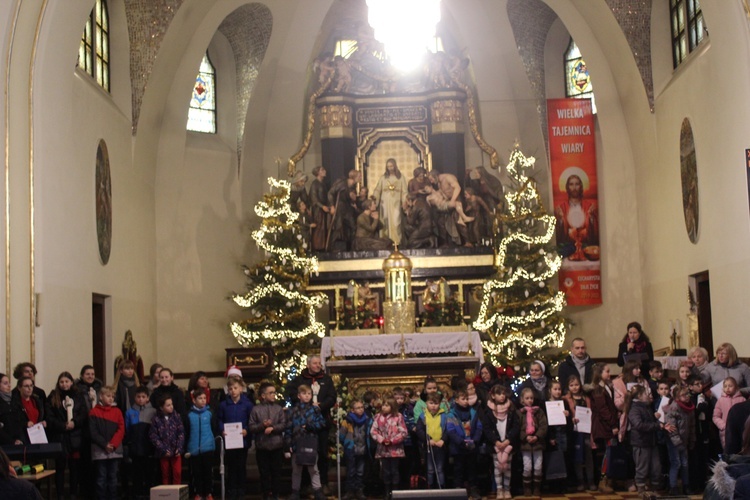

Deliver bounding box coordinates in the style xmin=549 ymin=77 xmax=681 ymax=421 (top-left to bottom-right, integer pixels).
xmin=230 ymin=177 xmax=327 ymax=384
xmin=473 ymin=146 xmax=569 ymax=369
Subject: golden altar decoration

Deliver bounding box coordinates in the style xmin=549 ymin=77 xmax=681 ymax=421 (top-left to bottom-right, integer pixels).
xmin=382 ymin=247 xmax=415 ymax=334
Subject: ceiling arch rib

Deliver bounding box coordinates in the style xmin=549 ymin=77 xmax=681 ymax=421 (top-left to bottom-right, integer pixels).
xmin=217 ymin=3 xmax=272 ymax=167
xmin=125 ymin=0 xmax=186 ymax=135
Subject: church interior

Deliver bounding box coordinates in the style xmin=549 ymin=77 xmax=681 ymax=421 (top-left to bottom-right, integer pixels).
xmin=2 ymin=0 xmax=750 ymax=392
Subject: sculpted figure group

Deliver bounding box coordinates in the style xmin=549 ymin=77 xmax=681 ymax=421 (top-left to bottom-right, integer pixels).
xmin=293 ymin=161 xmax=503 ymax=253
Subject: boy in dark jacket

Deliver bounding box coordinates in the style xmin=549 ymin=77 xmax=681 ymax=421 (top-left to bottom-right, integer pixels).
xmin=186 ymin=389 xmax=216 ymax=499
xmin=447 ymin=389 xmax=483 ymax=499
xmin=125 ymin=386 xmax=156 ymax=500
xmin=339 ymin=399 xmax=371 ymax=500
xmin=687 ymin=374 xmax=713 ymax=491
xmin=89 ymin=385 xmax=125 ymax=500
xmin=627 ymin=385 xmax=674 ymax=493
xmin=249 ymin=382 xmax=286 ymax=500
xmin=285 ymin=384 xmax=326 ymax=500
xmin=218 ymin=377 xmax=254 ymax=500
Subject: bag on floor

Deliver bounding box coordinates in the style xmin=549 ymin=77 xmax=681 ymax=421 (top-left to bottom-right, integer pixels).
xmin=604 ymin=440 xmax=629 ymax=480
xmin=295 ymin=433 xmax=318 ymax=466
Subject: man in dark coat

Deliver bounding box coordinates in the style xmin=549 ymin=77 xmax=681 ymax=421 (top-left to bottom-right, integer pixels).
xmin=557 ymin=337 xmax=595 ymax=393
xmin=402 ymin=193 xmax=436 ymax=248
xmin=309 ymin=166 xmax=331 ymax=252
xmin=327 ymin=170 xmax=360 ymax=251
xmin=285 ymin=355 xmax=337 ymax=494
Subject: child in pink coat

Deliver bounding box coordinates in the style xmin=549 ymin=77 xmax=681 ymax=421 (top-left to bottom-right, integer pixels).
xmin=712 ymin=376 xmax=746 ymax=449
xmin=371 ymin=398 xmax=408 ymax=498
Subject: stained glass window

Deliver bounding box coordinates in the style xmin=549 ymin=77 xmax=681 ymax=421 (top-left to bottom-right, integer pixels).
xmin=670 ymin=0 xmax=706 ymax=68
xmin=187 ymin=53 xmax=217 ymax=134
xmin=564 ymin=39 xmax=596 ymax=114
xmin=77 ymin=0 xmax=109 ymax=92
xmin=335 ymin=40 xmax=359 ymax=59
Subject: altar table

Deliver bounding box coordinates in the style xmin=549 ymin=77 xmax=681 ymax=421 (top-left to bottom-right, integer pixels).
xmin=320 ymin=331 xmax=483 ymax=366
xmin=655 ymin=355 xmax=688 ymax=371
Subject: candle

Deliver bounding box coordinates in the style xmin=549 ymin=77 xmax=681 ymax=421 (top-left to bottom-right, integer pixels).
xmin=65 ymin=396 xmax=73 ymax=422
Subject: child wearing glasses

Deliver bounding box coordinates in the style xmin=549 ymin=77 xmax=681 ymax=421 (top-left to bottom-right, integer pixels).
xmin=249 ymin=382 xmax=287 ymax=500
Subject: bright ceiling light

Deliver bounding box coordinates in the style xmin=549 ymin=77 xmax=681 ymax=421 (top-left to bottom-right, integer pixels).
xmin=366 ymin=0 xmax=441 ymax=72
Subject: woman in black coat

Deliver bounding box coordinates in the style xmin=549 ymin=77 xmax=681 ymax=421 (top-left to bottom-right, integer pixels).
xmin=10 ymin=376 xmax=45 ymax=444
xmin=45 ymin=371 xmax=88 ymax=499
xmin=616 ymin=321 xmax=654 ymax=374
xmin=476 ymin=362 xmax=501 ymax=406
xmin=0 ymin=373 xmax=18 ymax=445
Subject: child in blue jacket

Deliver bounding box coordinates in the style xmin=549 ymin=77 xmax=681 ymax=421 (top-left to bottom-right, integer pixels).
xmin=339 ymin=398 xmax=371 ymax=500
xmin=125 ymin=386 xmax=156 ymax=499
xmin=218 ymin=377 xmax=254 ymax=500
xmin=285 ymin=384 xmax=326 ymax=500
xmin=186 ymin=389 xmax=216 ymax=499
xmin=447 ymin=388 xmax=483 ymax=499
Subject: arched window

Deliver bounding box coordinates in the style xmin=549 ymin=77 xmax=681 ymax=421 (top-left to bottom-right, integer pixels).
xmin=78 ymin=0 xmax=110 ymax=92
xmin=670 ymin=0 xmax=707 ymax=68
xmin=187 ymin=53 xmax=217 ymax=134
xmin=564 ymin=38 xmax=596 ymax=114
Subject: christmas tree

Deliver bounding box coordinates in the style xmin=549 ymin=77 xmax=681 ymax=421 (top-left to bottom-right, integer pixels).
xmin=473 ymin=146 xmax=569 ymax=369
xmin=230 ymin=177 xmax=327 ymax=384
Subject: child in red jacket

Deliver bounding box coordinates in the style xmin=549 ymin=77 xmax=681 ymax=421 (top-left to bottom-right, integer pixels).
xmin=88 ymin=386 xmax=125 ymax=499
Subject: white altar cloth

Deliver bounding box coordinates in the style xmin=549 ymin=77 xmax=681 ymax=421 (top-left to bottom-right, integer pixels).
xmin=320 ymin=331 xmax=483 ymax=366
xmin=655 ymin=355 xmax=688 ymax=371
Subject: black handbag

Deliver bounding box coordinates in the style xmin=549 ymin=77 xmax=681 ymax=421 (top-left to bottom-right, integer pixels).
xmin=604 ymin=440 xmax=629 ymax=479
xmin=544 ymin=448 xmax=568 ymax=480
xmin=295 ymin=433 xmax=318 ymax=466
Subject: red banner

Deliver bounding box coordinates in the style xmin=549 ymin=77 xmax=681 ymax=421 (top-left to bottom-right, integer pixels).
xmin=547 ymin=98 xmax=602 ymax=305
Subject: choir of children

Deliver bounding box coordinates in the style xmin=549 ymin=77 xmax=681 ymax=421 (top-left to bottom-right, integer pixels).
xmin=11 ymin=355 xmax=750 ymax=499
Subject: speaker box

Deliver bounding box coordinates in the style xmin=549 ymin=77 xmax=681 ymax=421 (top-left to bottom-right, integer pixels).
xmin=391 ymin=489 xmax=467 ymax=499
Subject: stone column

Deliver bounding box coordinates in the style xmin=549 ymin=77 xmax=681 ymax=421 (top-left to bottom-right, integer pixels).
xmin=319 ymin=97 xmax=356 ymax=182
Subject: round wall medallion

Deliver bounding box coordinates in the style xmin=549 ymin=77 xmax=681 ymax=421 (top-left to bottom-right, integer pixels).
xmin=95 ymin=139 xmax=112 ymax=264
xmin=680 ymin=118 xmax=699 ymax=244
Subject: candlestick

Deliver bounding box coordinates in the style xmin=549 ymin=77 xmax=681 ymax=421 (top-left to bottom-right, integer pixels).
xmin=465 ymin=330 xmax=474 ymax=356
xmin=65 ymin=395 xmax=73 ymax=422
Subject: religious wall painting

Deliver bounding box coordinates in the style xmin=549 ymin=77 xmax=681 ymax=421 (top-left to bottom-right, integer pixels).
xmin=680 ymin=118 xmax=699 ymax=244
xmin=95 ymin=139 xmax=112 ymax=265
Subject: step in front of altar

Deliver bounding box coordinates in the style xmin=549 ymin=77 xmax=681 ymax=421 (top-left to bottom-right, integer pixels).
xmin=325 ymin=356 xmax=480 ymax=399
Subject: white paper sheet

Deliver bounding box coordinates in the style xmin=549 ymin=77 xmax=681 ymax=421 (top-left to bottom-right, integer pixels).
xmin=656 ymin=397 xmax=670 ymax=423
xmin=545 ymin=401 xmax=567 ymax=426
xmin=27 ymin=423 xmax=47 ymax=444
xmin=709 ymin=381 xmax=724 ymax=400
xmin=575 ymin=407 xmax=592 ymax=434
xmin=626 ymin=382 xmax=637 ymax=391
xmin=223 ymin=422 xmax=244 ymax=450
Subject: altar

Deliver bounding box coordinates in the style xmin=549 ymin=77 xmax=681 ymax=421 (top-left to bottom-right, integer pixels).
xmin=321 ymin=331 xmax=483 ymax=399
xmin=320 ymin=331 xmax=483 ymax=365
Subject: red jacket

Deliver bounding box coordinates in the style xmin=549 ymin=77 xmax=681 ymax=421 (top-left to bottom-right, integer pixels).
xmin=89 ymin=403 xmax=125 ymax=460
